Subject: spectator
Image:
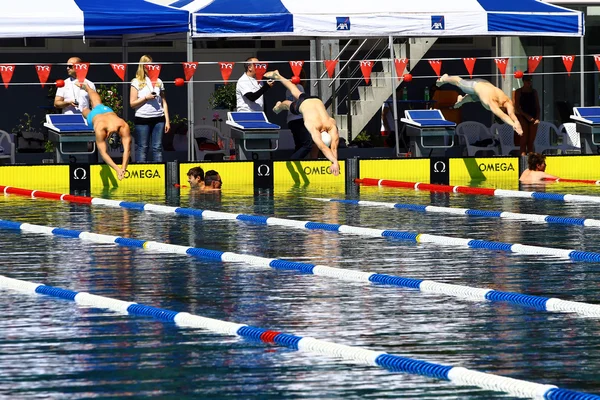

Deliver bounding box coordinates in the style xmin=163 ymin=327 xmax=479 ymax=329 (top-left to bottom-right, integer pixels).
xmin=187 ymin=166 xmax=205 ymax=188
xmin=203 ymin=170 xmax=222 ymax=190
xmin=514 ymin=72 xmax=540 ymax=155
xmin=519 ymin=153 xmax=558 ymax=183
xmin=130 ymin=54 xmax=170 ymax=162
xmin=54 ymin=56 xmax=96 ymax=115
xmin=285 ymin=69 xmax=315 ymax=159
xmin=235 ymin=57 xmax=274 ymax=112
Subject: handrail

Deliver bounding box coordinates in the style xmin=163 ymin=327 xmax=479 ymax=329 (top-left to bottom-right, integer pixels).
xmin=312 ymin=39 xmax=356 ymax=88
xmin=328 ymin=38 xmax=370 ymax=88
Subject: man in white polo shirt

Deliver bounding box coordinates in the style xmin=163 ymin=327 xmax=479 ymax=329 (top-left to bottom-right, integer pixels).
xmin=235 ymin=57 xmax=274 ymax=112
xmin=54 ymin=56 xmax=96 ymax=115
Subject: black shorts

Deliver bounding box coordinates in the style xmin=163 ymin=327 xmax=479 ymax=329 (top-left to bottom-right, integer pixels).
xmin=289 ymin=93 xmax=320 ymax=115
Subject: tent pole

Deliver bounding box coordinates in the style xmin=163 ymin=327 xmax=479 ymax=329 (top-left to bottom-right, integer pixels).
xmin=122 ymin=36 xmax=129 ymax=125
xmin=388 ymin=35 xmax=399 ymax=157
xmin=580 ymin=35 xmax=585 ymax=107
xmin=310 ymin=39 xmax=318 ymax=97
xmin=187 ymin=32 xmax=195 ymax=161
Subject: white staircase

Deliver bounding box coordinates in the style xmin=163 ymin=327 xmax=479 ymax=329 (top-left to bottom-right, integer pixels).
xmin=333 ymin=38 xmax=438 ymax=142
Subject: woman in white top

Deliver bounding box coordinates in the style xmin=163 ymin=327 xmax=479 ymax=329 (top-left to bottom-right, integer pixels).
xmin=129 ymin=54 xmax=170 ymax=162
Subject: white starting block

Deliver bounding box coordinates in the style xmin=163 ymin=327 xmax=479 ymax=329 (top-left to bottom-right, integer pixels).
xmin=44 ymin=114 xmax=96 ymax=163
xmin=400 ymin=109 xmax=456 ymax=157
xmin=226 ymin=112 xmax=280 ymax=160
xmin=570 ymin=107 xmax=600 ymax=154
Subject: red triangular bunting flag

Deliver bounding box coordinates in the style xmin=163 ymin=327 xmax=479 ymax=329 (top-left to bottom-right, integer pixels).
xmin=595 ymin=55 xmax=600 ymax=72
xmin=562 ymin=55 xmax=575 ymax=77
xmin=289 ymin=60 xmax=304 ymax=78
xmin=463 ymin=58 xmax=477 ymax=78
xmin=219 ymin=62 xmax=235 ymax=83
xmin=324 ymin=60 xmax=339 ymax=78
xmin=493 ymin=58 xmax=509 ymax=78
xmin=73 ymin=62 xmax=89 ymax=83
xmin=0 ymin=65 xmax=15 ymax=88
xmin=528 ymin=56 xmax=542 ymax=74
xmin=394 ymin=58 xmax=408 ymax=81
xmin=254 ymin=62 xmax=268 ymax=81
xmin=144 ymin=64 xmax=161 ymax=86
xmin=182 ymin=62 xmax=198 ymax=81
xmin=360 ymin=60 xmax=374 ymax=84
xmin=428 ymin=60 xmax=442 ymax=77
xmin=35 ymin=64 xmax=51 ymax=88
xmin=110 ymin=63 xmax=126 ymax=81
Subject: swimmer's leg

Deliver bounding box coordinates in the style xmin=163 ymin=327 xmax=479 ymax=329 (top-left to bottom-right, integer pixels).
xmin=273 ymin=100 xmax=292 ymax=114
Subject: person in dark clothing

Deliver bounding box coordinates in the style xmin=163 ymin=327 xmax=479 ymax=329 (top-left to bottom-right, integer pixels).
xmin=514 ymin=72 xmax=540 ymax=155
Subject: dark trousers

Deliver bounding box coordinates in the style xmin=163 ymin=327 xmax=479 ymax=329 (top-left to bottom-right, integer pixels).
xmin=288 ymin=119 xmax=313 ymax=160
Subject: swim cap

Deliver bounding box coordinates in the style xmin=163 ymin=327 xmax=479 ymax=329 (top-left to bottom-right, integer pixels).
xmin=107 ymin=132 xmax=121 ymax=149
xmin=321 ymin=131 xmax=332 ymax=147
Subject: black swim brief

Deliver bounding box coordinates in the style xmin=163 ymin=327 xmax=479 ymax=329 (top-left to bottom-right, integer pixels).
xmin=289 ymin=93 xmax=320 ymax=115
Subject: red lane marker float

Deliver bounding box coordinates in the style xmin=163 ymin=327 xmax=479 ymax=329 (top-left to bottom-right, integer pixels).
xmin=355 ymin=178 xmax=497 ymax=196
xmin=61 ymin=194 xmax=93 ymax=204
xmin=259 ymin=330 xmax=281 ymax=344
xmin=547 ymin=178 xmax=600 ymax=185
xmin=32 ymin=191 xmax=64 ymax=200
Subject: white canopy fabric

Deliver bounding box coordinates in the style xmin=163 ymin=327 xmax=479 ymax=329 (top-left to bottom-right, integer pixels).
xmin=168 ymin=0 xmax=584 ymax=38
xmin=0 ymin=0 xmax=190 ymax=38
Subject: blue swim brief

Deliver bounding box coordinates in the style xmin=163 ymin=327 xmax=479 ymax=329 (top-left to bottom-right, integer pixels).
xmin=86 ymin=104 xmax=114 ymax=127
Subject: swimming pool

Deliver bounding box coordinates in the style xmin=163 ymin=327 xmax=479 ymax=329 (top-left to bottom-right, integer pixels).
xmin=1 ymin=183 xmax=599 ymax=399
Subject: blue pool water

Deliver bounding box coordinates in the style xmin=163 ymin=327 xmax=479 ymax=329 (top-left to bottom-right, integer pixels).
xmin=1 ymin=183 xmax=600 ymax=399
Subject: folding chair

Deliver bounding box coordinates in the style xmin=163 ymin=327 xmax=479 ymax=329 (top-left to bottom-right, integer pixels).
xmin=490 ymin=123 xmax=520 ymax=156
xmin=456 ymin=121 xmax=498 ymax=157
xmin=0 ymin=130 xmax=15 ymax=164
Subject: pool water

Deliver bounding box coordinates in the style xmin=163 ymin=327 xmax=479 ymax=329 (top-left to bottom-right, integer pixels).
xmin=1 ymin=183 xmax=600 ymax=399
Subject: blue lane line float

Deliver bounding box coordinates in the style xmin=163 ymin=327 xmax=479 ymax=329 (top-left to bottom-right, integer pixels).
xmin=307 ymin=197 xmax=599 ymax=228
xmin=1 ymin=218 xmax=600 ymax=319
xmin=0 ymin=274 xmax=597 ymax=400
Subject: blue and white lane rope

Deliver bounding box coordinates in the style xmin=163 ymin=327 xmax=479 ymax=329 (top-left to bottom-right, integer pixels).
xmin=1 ymin=218 xmax=600 ymax=319
xmin=306 ymin=197 xmax=600 ymax=228
xmin=87 ymin=197 xmax=600 ymax=262
xmin=5 ymin=188 xmax=600 ymax=262
xmin=0 ymin=275 xmax=597 ymax=400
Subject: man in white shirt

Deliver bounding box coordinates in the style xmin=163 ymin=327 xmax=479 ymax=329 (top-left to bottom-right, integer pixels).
xmin=54 ymin=57 xmax=96 ymax=115
xmin=235 ymin=57 xmax=274 ymax=112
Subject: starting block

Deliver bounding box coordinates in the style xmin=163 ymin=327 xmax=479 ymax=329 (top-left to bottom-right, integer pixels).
xmin=571 ymin=107 xmax=600 ymax=154
xmin=226 ymin=112 xmax=280 ymax=160
xmin=44 ymin=114 xmax=96 ymax=163
xmin=400 ymin=110 xmax=456 ymax=157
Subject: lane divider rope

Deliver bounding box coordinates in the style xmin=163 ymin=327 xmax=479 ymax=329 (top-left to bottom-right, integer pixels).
xmin=1 ymin=217 xmax=599 ymax=319
xmin=0 ymin=274 xmax=597 ymax=400
xmin=354 ymin=178 xmax=600 ymax=204
xmin=3 ymin=185 xmax=600 ymax=263
xmin=304 ymin=197 xmax=600 ymax=228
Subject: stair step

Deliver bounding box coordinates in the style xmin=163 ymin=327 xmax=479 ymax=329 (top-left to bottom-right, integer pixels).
xmin=358 ymin=86 xmax=374 ymax=101
xmin=371 ymin=71 xmax=392 ymax=87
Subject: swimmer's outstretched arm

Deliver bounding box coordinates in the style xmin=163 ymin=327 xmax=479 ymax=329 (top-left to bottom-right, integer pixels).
xmin=79 ymin=83 xmax=103 ymax=109
xmin=95 ymin=130 xmax=123 ymax=179
xmin=489 ymin=103 xmax=523 ymax=135
xmin=264 ymin=70 xmax=303 ymax=100
xmin=307 ymin=127 xmax=340 ymax=176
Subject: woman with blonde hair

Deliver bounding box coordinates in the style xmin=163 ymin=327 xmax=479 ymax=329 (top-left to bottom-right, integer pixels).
xmin=130 ymin=54 xmax=170 ymax=162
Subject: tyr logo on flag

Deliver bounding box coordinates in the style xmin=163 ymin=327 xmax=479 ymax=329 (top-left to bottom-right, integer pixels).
xmin=219 ymin=62 xmax=235 ymax=83
xmin=463 ymin=58 xmax=476 ymax=78
xmin=254 ymin=63 xmax=268 ymax=81
xmin=493 ymin=58 xmax=508 ymax=78
xmin=360 ymin=60 xmax=374 ymax=84
xmin=182 ymin=62 xmax=199 ymax=81
xmin=110 ymin=63 xmax=126 ymax=81
xmin=0 ymin=64 xmax=15 ymax=88
xmin=144 ymin=64 xmax=161 ymax=86
xmin=394 ymin=58 xmax=408 ymax=81
xmin=289 ymin=61 xmax=304 ymax=78
xmin=324 ymin=60 xmax=339 ymax=78
xmin=74 ymin=62 xmax=90 ymax=83
xmin=35 ymin=64 xmax=51 ymax=87
xmin=528 ymin=56 xmax=542 ymax=74
xmin=428 ymin=60 xmax=442 ymax=77
xmin=561 ymin=55 xmax=575 ymax=76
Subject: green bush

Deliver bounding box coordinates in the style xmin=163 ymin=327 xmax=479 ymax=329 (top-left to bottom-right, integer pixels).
xmin=208 ymin=84 xmax=236 ymax=111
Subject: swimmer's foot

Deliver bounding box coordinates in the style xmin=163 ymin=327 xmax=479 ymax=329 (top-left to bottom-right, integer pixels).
xmin=273 ymin=101 xmax=285 ymax=114
xmin=264 ymin=70 xmax=281 ymax=81
xmin=436 ymin=73 xmax=449 ymax=87
xmin=452 ymin=95 xmax=464 ymax=109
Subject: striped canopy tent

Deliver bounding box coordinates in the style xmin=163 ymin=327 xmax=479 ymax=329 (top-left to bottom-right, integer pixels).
xmin=170 ymin=0 xmax=584 ymax=38
xmin=0 ymin=0 xmax=190 ymax=38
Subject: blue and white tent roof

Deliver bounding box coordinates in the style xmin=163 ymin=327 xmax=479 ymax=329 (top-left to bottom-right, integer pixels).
xmin=169 ymin=0 xmax=583 ymax=38
xmin=0 ymin=0 xmax=190 ymax=38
